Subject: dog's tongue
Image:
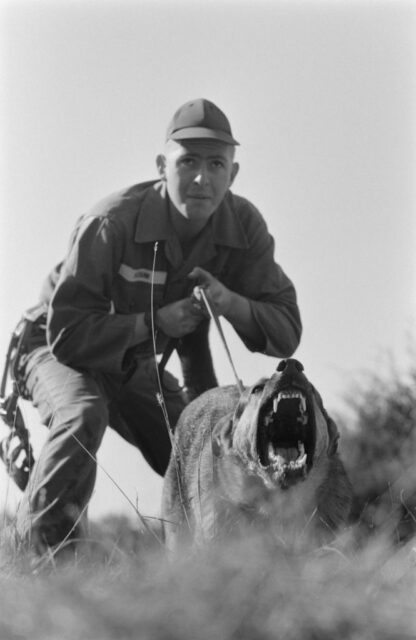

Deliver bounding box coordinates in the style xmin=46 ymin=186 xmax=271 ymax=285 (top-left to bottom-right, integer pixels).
xmin=269 ymin=445 xmax=299 ymax=464
xmin=276 ymin=447 xmax=299 ymax=464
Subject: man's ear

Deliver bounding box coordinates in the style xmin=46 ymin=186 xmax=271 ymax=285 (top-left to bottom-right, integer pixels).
xmin=230 ymin=162 xmax=239 ymax=187
xmin=156 ymin=154 xmax=166 ymax=180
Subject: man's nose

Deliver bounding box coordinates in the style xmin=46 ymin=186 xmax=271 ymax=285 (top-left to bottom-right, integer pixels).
xmin=193 ymin=164 xmax=209 ymax=185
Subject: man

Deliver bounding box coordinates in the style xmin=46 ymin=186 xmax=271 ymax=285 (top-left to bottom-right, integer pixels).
xmin=16 ymin=98 xmax=302 ymax=554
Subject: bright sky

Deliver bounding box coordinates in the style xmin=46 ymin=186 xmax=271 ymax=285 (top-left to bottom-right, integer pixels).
xmin=0 ymin=0 xmax=415 ymax=522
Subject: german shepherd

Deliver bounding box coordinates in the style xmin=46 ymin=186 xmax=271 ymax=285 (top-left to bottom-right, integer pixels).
xmin=162 ymin=359 xmax=353 ymax=549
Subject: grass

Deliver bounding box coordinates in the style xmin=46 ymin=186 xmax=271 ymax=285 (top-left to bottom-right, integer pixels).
xmin=0 ymin=356 xmax=416 ymax=639
xmin=340 ymin=355 xmax=416 ymax=544
xmin=0 ymin=515 xmax=415 ymax=640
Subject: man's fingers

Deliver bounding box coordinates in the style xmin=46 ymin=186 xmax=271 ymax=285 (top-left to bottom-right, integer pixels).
xmin=188 ymin=266 xmax=212 ymax=285
xmin=156 ymin=298 xmax=205 ymax=338
xmin=188 ymin=266 xmax=201 ymax=279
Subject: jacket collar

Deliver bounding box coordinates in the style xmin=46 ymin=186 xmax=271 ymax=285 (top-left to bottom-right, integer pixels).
xmin=134 ymin=180 xmax=249 ymax=250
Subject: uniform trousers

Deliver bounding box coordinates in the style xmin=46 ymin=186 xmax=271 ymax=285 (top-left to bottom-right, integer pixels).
xmin=16 ymin=346 xmax=186 ymax=550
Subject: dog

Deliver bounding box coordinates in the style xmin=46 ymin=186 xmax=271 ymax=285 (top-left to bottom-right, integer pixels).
xmin=162 ymin=359 xmax=353 ymax=549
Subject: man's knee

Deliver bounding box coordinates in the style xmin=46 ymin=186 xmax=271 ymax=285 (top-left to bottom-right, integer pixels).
xmin=47 ymin=397 xmax=108 ymax=455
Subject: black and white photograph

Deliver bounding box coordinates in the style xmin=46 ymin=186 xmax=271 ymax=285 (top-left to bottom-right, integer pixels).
xmin=0 ymin=1 xmax=415 ymax=637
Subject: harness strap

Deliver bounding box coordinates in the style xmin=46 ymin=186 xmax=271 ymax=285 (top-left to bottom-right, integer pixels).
xmin=0 ymin=331 xmax=19 ymax=400
xmin=0 ymin=304 xmax=46 ymax=490
xmin=157 ymin=338 xmax=178 ymax=387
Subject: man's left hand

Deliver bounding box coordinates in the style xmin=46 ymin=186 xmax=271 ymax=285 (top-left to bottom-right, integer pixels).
xmin=188 ymin=267 xmax=232 ymax=316
xmin=189 ymin=266 xmax=264 ymax=347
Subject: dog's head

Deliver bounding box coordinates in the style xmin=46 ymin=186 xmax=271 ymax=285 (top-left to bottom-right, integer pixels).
xmin=213 ymin=359 xmax=339 ymax=490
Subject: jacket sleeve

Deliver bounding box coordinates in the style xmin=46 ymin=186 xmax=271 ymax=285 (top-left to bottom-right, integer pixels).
xmin=228 ymin=205 xmax=302 ymax=358
xmin=47 ymin=215 xmax=139 ymax=375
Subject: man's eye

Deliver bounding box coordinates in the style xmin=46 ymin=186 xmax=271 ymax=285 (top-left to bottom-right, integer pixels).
xmin=181 ymin=157 xmax=195 ymax=167
xmin=211 ymin=160 xmax=225 ymax=169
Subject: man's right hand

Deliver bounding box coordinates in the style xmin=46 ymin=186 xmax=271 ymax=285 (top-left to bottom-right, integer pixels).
xmin=155 ymin=298 xmax=205 ymax=338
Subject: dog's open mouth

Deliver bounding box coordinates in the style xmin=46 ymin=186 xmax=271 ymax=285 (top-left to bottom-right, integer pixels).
xmin=257 ymin=388 xmax=315 ymax=488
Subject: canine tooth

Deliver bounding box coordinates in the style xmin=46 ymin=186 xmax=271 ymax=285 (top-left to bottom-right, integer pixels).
xmin=273 ymin=397 xmax=278 ymax=413
xmin=300 ymin=396 xmax=306 ymax=412
xmin=296 ymin=443 xmax=307 ymax=466
xmin=268 ymin=443 xmax=276 ymax=461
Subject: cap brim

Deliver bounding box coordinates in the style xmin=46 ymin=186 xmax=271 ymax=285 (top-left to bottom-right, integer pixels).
xmin=168 ymin=127 xmax=239 ymax=146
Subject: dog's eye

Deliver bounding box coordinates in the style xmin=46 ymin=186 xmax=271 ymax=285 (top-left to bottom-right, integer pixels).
xmin=252 ymin=385 xmax=264 ymax=394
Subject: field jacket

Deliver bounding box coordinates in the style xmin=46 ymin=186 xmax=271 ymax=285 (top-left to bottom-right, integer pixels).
xmin=45 ymin=180 xmax=302 ymax=376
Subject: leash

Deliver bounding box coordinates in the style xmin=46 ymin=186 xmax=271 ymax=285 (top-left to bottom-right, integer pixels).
xmin=150 ymin=242 xmax=174 ymax=435
xmin=150 ymin=242 xmax=191 ymax=533
xmin=192 ymin=285 xmax=244 ymax=396
xmin=149 ymin=243 xmax=245 ymax=536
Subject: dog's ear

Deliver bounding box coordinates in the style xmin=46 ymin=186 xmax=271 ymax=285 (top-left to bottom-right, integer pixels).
xmin=326 ymin=416 xmax=340 ymax=456
xmin=310 ymin=384 xmax=340 ymax=456
xmin=233 ymin=387 xmax=252 ymax=422
xmin=212 ymin=416 xmax=234 ymax=457
xmin=232 ymin=381 xmax=265 ymax=425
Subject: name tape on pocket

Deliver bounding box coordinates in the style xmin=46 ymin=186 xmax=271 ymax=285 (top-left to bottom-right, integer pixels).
xmin=119 ymin=264 xmax=167 ymax=285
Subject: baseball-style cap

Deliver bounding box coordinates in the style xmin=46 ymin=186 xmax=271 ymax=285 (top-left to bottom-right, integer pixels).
xmin=166 ymin=98 xmax=239 ymax=146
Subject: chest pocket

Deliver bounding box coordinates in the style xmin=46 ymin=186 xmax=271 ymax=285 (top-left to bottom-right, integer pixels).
xmin=112 ymin=266 xmax=167 ymax=313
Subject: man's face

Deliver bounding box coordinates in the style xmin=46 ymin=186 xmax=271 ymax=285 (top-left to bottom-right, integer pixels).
xmin=157 ymin=139 xmax=239 ymax=224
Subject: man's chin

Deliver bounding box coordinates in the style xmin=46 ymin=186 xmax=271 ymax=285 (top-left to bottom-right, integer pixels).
xmin=183 ymin=201 xmax=216 ymax=222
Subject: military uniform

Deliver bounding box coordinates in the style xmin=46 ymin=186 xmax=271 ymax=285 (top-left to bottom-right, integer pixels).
xmin=16 ymin=179 xmax=302 ymax=550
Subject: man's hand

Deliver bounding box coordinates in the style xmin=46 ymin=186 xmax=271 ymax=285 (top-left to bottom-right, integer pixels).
xmin=156 ymin=298 xmax=205 ymax=338
xmin=188 ymin=267 xmax=233 ymax=316
xmin=189 ymin=266 xmax=264 ymax=347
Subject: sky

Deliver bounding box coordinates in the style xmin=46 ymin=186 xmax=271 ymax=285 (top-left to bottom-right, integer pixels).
xmin=0 ymin=0 xmax=415 ymax=522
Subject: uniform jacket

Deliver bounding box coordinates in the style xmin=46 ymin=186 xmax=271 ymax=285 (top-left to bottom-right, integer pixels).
xmin=45 ymin=180 xmax=302 ymax=377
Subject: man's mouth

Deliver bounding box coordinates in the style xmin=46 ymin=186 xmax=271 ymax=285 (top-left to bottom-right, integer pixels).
xmin=187 ymin=193 xmax=211 ymax=199
xmin=257 ymin=389 xmax=315 ymax=488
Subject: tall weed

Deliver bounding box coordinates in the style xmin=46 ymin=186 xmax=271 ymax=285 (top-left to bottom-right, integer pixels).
xmin=340 ymin=358 xmax=416 ymax=542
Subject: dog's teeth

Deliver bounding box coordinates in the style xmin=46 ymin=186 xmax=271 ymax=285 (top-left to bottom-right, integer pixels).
xmin=268 ymin=443 xmax=277 ymax=461
xmin=275 ymin=391 xmax=306 ymax=404
xmin=273 ymin=397 xmax=278 ymax=413
xmin=295 ymin=453 xmax=307 ymax=467
xmin=295 ymin=442 xmax=307 ymax=467
xmin=300 ymin=396 xmax=306 ymax=412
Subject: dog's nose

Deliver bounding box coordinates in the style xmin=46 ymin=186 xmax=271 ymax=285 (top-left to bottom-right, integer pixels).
xmin=277 ymin=359 xmax=304 ymax=374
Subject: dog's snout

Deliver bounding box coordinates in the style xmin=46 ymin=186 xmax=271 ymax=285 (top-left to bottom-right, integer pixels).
xmin=277 ymin=359 xmax=304 ymax=374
